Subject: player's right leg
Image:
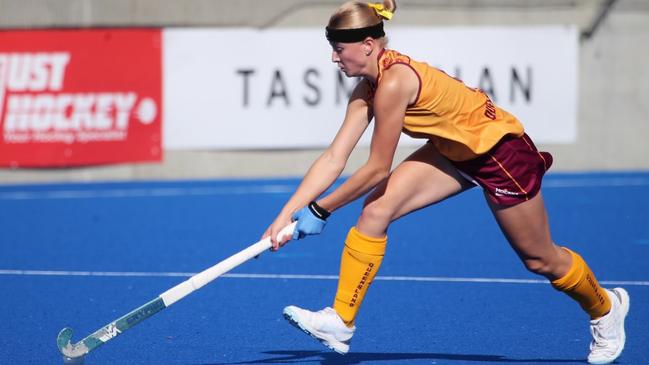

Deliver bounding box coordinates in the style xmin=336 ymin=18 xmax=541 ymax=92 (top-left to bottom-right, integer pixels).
xmin=486 ymin=192 xmax=629 ymax=364
xmin=284 ymin=143 xmax=474 ymax=353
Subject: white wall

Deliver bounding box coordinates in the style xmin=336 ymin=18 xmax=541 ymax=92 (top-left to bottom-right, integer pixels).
xmin=0 ymin=0 xmax=647 ymax=183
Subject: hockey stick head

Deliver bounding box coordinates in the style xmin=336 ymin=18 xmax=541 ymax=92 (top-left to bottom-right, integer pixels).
xmin=57 ymin=327 xmax=87 ymax=363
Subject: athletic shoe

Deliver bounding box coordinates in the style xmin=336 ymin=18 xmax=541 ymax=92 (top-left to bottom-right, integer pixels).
xmin=283 ymin=306 xmax=355 ymax=354
xmin=587 ymin=288 xmax=630 ymax=364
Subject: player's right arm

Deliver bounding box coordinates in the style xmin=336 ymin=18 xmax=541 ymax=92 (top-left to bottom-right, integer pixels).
xmin=263 ymin=80 xmax=373 ymax=249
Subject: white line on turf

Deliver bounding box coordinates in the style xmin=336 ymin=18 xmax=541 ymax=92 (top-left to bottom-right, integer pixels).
xmin=0 ymin=176 xmax=648 ymax=200
xmin=1 ymin=269 xmax=647 ymax=286
xmin=542 ymin=177 xmax=649 ymax=188
xmin=0 ymin=185 xmax=295 ymax=200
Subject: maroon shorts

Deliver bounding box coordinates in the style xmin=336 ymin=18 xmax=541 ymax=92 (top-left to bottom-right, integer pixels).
xmin=451 ymin=133 xmax=553 ymax=206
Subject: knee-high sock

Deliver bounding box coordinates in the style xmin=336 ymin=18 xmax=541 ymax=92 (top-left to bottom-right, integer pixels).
xmin=333 ymin=227 xmax=386 ymax=326
xmin=551 ymin=248 xmax=611 ymax=319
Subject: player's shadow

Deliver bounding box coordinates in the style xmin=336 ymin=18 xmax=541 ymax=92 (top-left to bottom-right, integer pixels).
xmin=195 ymin=350 xmax=586 ymax=364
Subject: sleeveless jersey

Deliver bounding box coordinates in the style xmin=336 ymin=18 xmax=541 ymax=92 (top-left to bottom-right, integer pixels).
xmin=369 ymin=49 xmax=524 ymax=161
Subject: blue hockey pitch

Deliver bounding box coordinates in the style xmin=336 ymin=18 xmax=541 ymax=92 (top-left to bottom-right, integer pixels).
xmin=0 ymin=172 xmax=647 ymax=364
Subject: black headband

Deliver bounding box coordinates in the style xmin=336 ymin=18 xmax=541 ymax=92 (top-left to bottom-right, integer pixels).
xmin=325 ymin=22 xmax=385 ymax=43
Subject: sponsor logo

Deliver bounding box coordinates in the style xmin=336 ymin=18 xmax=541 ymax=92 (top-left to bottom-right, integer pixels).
xmin=349 ymin=262 xmax=374 ymax=307
xmin=0 ymin=52 xmax=158 ymax=145
xmin=494 ymin=187 xmax=522 ymax=197
xmin=97 ymin=322 xmax=121 ymax=342
xmin=586 ymin=273 xmax=607 ymax=306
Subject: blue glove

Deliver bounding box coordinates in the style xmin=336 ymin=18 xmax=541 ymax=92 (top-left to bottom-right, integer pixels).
xmin=291 ymin=202 xmax=330 ymax=240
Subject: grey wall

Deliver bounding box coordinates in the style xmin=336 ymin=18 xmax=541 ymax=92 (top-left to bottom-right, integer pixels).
xmin=0 ymin=0 xmax=647 ymax=184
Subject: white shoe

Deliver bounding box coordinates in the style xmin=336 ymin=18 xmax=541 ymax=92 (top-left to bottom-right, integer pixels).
xmin=587 ymin=288 xmax=630 ymax=364
xmin=283 ymin=306 xmax=355 ymax=354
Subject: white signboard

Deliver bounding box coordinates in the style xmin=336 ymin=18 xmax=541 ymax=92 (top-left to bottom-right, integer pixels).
xmin=164 ymin=27 xmax=577 ymax=149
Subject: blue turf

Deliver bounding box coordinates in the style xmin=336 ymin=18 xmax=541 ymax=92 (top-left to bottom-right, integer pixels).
xmin=0 ymin=172 xmax=647 ymax=364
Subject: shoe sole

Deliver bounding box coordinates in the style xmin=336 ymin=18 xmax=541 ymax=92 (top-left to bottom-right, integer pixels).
xmin=283 ymin=308 xmax=349 ymax=355
xmin=588 ymin=287 xmax=630 ymax=365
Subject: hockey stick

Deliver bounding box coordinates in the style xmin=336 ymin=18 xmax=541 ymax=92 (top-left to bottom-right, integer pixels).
xmin=56 ymin=222 xmax=296 ymax=363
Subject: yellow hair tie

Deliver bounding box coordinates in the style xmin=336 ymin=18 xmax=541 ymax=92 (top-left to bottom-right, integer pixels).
xmin=367 ymin=3 xmax=393 ymax=20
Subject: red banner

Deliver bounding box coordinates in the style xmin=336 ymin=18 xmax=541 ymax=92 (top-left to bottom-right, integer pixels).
xmin=0 ymin=29 xmax=162 ymax=167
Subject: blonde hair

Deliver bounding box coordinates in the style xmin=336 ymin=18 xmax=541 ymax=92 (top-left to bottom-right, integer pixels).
xmin=328 ymin=1 xmax=397 ymax=30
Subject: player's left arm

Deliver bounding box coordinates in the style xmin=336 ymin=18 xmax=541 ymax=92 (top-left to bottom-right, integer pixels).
xmin=317 ymin=65 xmax=419 ymax=212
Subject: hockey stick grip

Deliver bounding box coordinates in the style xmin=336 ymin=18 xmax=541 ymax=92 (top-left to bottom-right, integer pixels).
xmin=160 ymin=221 xmax=296 ymax=306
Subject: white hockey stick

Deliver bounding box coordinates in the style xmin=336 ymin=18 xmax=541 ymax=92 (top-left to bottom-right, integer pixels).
xmin=56 ymin=222 xmax=296 ymax=364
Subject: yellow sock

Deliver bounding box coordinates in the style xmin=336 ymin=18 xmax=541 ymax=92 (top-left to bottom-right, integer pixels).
xmin=551 ymin=248 xmax=611 ymax=319
xmin=333 ymin=227 xmax=386 ymax=326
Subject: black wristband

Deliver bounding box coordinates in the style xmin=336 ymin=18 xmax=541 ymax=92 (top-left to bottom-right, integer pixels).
xmin=308 ymin=201 xmax=331 ymax=220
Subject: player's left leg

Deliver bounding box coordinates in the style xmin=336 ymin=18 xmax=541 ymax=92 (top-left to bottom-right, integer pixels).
xmin=332 ymin=142 xmax=474 ymax=326
xmin=486 ymin=192 xmax=629 ymax=364
xmin=284 ymin=143 xmax=474 ymax=354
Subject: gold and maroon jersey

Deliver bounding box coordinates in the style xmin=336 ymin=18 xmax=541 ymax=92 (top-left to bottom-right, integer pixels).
xmin=368 ymin=49 xmax=524 ymax=161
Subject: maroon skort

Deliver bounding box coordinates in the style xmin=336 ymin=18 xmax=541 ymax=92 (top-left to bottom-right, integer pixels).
xmin=451 ymin=133 xmax=553 ymax=206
